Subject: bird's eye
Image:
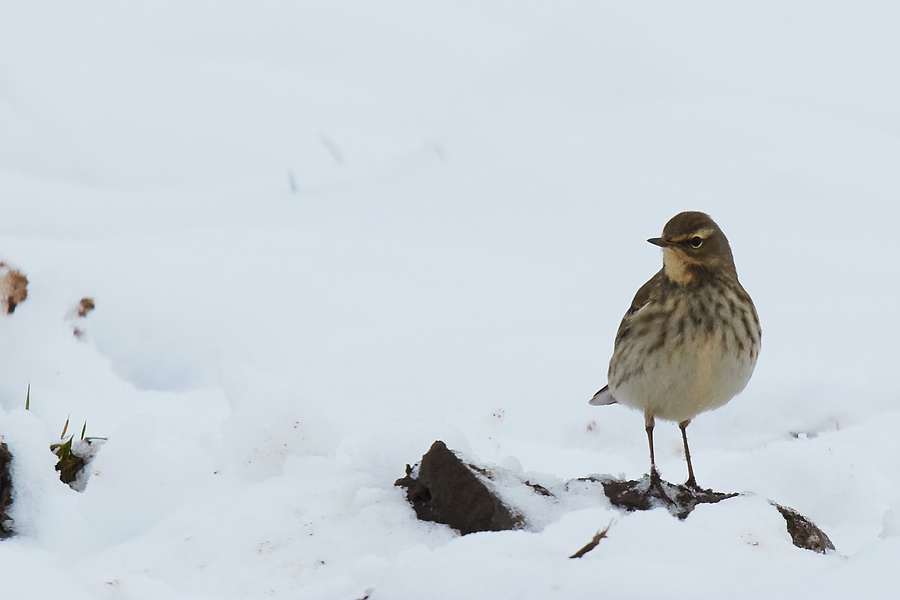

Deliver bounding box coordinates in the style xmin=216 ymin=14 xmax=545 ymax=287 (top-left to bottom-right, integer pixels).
xmin=690 ymin=236 xmax=703 ymax=248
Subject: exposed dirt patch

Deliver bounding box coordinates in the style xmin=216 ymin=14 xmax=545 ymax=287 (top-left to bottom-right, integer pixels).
xmin=0 ymin=442 xmax=12 ymax=538
xmin=399 ymin=440 xmax=836 ymax=554
xmin=588 ymin=475 xmax=738 ymax=520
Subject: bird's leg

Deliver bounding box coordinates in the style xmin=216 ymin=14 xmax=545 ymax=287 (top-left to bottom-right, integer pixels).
xmin=643 ymin=412 xmax=670 ymax=494
xmin=643 ymin=413 xmax=672 ymax=502
xmin=644 ymin=412 xmax=658 ymax=479
xmin=679 ymin=419 xmax=699 ymax=490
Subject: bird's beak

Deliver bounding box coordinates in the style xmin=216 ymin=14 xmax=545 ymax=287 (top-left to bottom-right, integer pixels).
xmin=647 ymin=237 xmax=670 ymax=247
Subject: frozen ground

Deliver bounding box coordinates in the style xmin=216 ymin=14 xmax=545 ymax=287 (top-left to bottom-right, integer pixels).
xmin=1 ymin=1 xmax=899 ymax=598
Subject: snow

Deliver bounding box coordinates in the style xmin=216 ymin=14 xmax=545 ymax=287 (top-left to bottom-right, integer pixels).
xmin=0 ymin=1 xmax=899 ymax=597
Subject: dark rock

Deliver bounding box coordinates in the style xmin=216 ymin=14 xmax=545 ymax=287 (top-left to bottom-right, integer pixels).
xmin=0 ymin=442 xmax=12 ymax=538
xmin=772 ymin=502 xmax=835 ymax=554
xmin=395 ymin=440 xmax=520 ymax=535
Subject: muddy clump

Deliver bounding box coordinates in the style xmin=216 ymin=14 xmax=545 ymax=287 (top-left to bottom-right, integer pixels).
xmin=588 ymin=475 xmax=738 ymax=520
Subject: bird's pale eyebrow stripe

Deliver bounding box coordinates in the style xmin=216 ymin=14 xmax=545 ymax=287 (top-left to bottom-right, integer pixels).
xmin=670 ymin=227 xmax=715 ymax=243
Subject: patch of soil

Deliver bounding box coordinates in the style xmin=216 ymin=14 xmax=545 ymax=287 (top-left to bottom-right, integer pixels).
xmin=398 ymin=441 xmax=836 ymax=554
xmin=0 ymin=442 xmax=12 ymax=538
xmin=589 ymin=474 xmax=738 ymax=520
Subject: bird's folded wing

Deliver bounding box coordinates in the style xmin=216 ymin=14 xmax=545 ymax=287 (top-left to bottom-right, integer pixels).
xmin=589 ymin=385 xmax=617 ymax=406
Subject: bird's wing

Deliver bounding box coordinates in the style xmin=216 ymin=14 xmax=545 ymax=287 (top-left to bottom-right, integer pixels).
xmin=589 ymin=385 xmax=617 ymax=406
xmin=613 ymin=268 xmax=665 ymax=348
xmin=626 ymin=268 xmax=664 ymax=316
xmin=590 ymin=270 xmax=666 ymax=407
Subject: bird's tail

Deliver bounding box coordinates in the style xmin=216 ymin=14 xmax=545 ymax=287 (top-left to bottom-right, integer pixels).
xmin=589 ymin=385 xmax=617 ymax=406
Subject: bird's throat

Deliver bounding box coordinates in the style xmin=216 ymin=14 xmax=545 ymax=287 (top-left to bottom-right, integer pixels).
xmin=662 ymin=249 xmax=697 ymax=285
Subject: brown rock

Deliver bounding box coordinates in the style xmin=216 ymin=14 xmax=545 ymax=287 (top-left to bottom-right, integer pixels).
xmin=395 ymin=440 xmax=520 ymax=535
xmin=772 ymin=502 xmax=835 ymax=554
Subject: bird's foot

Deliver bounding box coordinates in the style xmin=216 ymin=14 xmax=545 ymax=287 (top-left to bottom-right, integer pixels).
xmin=684 ymin=476 xmax=702 ymax=491
xmin=646 ymin=468 xmax=675 ymax=504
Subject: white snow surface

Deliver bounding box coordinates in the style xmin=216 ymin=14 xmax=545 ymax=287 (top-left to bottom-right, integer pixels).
xmin=0 ymin=2 xmax=899 ymax=598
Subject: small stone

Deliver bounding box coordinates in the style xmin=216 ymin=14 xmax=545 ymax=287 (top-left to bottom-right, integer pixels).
xmin=772 ymin=502 xmax=835 ymax=554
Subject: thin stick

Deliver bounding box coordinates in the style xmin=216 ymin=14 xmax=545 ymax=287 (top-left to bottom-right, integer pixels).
xmin=569 ymin=521 xmax=614 ymax=559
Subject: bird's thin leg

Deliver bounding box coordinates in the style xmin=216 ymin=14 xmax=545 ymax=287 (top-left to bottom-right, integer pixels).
xmin=645 ymin=412 xmax=659 ymax=482
xmin=679 ymin=419 xmax=699 ymax=489
xmin=644 ymin=412 xmax=672 ymax=500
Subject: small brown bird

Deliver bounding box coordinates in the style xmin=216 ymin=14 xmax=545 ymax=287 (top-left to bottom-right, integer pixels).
xmin=591 ymin=211 xmax=760 ymax=489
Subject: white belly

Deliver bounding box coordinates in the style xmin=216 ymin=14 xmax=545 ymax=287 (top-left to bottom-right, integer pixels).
xmin=610 ymin=335 xmax=756 ymax=423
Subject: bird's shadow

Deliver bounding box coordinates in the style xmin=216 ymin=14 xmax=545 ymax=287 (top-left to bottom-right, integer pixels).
xmin=579 ymin=474 xmax=737 ymax=520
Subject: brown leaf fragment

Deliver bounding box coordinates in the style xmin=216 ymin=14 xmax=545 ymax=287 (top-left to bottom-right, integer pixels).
xmin=77 ymin=297 xmax=95 ymax=317
xmin=1 ymin=269 xmax=27 ymax=314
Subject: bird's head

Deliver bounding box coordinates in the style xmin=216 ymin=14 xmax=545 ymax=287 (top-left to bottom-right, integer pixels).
xmin=648 ymin=211 xmax=737 ymax=284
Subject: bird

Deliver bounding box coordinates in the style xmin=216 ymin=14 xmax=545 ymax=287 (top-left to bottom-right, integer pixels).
xmin=590 ymin=211 xmax=760 ymax=490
